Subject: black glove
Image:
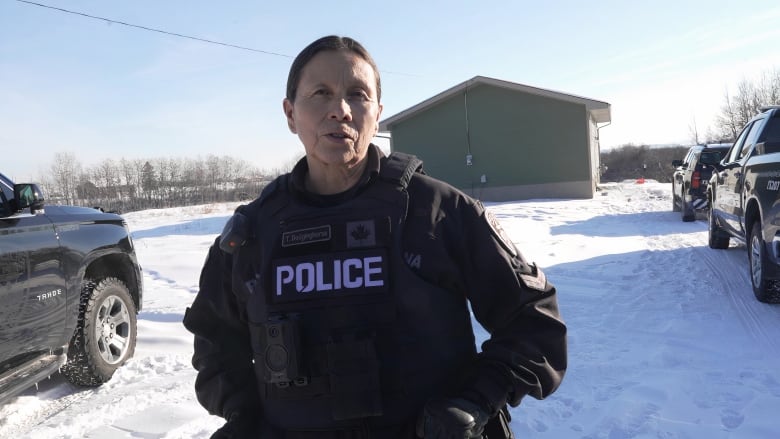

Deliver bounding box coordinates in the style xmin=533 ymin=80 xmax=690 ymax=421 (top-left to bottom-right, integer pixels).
xmin=210 ymin=413 xmax=257 ymax=439
xmin=416 ymin=397 xmax=491 ymax=439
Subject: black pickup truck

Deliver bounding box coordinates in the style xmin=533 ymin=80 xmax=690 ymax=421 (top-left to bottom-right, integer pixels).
xmin=707 ymin=105 xmax=780 ymax=302
xmin=672 ymin=143 xmax=731 ymax=221
xmin=0 ymin=172 xmax=143 ymax=404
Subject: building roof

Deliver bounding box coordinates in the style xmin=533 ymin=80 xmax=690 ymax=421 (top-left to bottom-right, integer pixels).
xmin=379 ymin=75 xmax=611 ymax=131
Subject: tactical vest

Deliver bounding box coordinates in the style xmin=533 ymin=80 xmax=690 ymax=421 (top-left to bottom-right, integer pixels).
xmin=230 ymin=153 xmax=478 ymax=434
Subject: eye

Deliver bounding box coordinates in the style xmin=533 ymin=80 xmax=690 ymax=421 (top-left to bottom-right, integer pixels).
xmin=309 ymin=88 xmax=331 ymax=98
xmin=347 ymin=90 xmax=370 ymax=101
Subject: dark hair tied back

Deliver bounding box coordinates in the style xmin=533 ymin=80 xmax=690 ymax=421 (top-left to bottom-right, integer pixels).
xmin=286 ymin=35 xmax=381 ymax=103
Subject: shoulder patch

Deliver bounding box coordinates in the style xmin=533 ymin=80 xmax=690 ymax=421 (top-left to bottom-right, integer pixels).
xmin=484 ymin=209 xmax=518 ymax=258
xmin=519 ymin=263 xmax=548 ymax=291
xmin=219 ymin=209 xmax=250 ymax=254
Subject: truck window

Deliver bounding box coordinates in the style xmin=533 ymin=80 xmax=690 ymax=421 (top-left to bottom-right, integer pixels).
xmin=761 ymin=117 xmax=780 ymax=143
xmin=700 ymin=151 xmax=725 ymax=165
xmin=0 ymin=179 xmax=12 ymax=217
xmin=683 ymin=149 xmax=694 ymax=165
xmin=1 ymin=179 xmax=12 ymax=199
xmin=728 ymin=124 xmax=752 ymax=162
xmin=0 ymin=193 xmax=7 ymax=217
xmin=740 ymin=120 xmax=765 ymax=159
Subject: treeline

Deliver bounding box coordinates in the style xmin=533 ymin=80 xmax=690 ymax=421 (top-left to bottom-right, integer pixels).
xmin=600 ymin=144 xmax=689 ymax=183
xmin=713 ymin=68 xmax=780 ymax=141
xmin=30 ymin=69 xmax=780 ymax=207
xmin=602 ymin=67 xmax=780 ymax=183
xmin=38 ymin=152 xmax=296 ymax=213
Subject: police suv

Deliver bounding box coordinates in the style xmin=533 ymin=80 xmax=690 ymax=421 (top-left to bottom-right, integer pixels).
xmin=708 ymin=106 xmax=780 ymax=302
xmin=0 ymin=172 xmax=143 ymax=404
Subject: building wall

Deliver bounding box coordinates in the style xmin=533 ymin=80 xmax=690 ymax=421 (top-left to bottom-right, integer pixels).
xmin=589 ymin=117 xmax=601 ymax=191
xmin=389 ymin=84 xmax=593 ymax=200
xmin=389 ymin=94 xmax=469 ymax=186
xmin=471 ymin=180 xmax=594 ymax=201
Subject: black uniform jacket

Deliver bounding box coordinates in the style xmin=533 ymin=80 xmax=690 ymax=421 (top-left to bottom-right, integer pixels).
xmin=183 ymin=144 xmax=567 ymax=432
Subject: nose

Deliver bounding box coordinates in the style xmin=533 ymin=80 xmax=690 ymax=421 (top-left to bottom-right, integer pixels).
xmin=328 ymin=97 xmax=352 ymax=121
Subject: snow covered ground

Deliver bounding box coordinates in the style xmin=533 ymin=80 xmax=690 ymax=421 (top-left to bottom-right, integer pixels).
xmin=2 ymin=180 xmax=780 ymax=438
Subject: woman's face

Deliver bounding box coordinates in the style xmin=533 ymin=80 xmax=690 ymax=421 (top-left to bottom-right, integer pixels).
xmin=283 ymin=50 xmax=383 ymax=169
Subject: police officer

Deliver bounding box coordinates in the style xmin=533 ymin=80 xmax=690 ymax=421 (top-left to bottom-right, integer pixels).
xmin=183 ymin=35 xmax=567 ymax=439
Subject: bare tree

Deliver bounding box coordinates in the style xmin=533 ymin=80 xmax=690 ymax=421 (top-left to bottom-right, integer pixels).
xmin=120 ymin=158 xmax=142 ymax=203
xmin=37 ymin=152 xmax=271 ymax=212
xmin=688 ymin=115 xmax=700 ymax=145
xmin=714 ymin=69 xmax=780 ymax=140
xmin=757 ymin=68 xmax=780 ymax=108
xmin=94 ymin=159 xmax=119 ymax=200
xmin=270 ymin=155 xmax=303 ymax=177
xmin=141 ymin=161 xmax=157 ymax=205
xmin=50 ymin=152 xmax=82 ymax=205
xmin=717 ymin=87 xmax=739 ymax=141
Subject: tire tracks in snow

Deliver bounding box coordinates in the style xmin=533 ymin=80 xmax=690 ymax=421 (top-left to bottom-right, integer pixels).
xmin=0 ymin=379 xmax=97 ymax=438
xmin=638 ymin=209 xmax=780 ymax=355
xmin=698 ymin=245 xmax=780 ymax=355
xmin=0 ymin=356 xmax=214 ymax=439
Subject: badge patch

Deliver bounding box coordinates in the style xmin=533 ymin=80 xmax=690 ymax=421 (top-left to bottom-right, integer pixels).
xmin=520 ymin=263 xmax=547 ymax=291
xmin=485 ymin=210 xmax=518 ymax=257
xmin=346 ymin=220 xmax=376 ymax=248
xmin=282 ymin=225 xmax=331 ymax=247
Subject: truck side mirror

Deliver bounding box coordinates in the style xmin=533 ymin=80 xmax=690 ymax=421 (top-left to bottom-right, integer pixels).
xmin=13 ymin=183 xmax=46 ymax=214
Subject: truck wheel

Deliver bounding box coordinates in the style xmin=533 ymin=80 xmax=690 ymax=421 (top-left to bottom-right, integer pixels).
xmin=61 ymin=277 xmax=137 ymax=386
xmin=708 ymin=207 xmax=729 ymax=249
xmin=748 ymin=221 xmax=780 ymax=303
xmin=681 ymin=198 xmax=695 ymax=222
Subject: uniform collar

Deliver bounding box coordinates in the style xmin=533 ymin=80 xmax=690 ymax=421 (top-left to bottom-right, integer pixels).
xmin=290 ymin=144 xmax=383 ymax=206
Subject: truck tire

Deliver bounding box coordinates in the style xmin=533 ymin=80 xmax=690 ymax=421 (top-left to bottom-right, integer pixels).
xmin=61 ymin=277 xmax=137 ymax=386
xmin=681 ymin=196 xmax=695 ymax=222
xmin=708 ymin=208 xmax=729 ymax=249
xmin=748 ymin=221 xmax=780 ymax=303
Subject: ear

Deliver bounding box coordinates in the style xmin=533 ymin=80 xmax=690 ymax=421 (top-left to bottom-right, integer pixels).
xmin=374 ymin=103 xmax=383 ymax=134
xmin=283 ymin=98 xmax=297 ymax=134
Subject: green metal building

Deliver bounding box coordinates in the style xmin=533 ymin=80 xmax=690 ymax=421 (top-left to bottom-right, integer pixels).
xmin=378 ymin=76 xmax=611 ymax=201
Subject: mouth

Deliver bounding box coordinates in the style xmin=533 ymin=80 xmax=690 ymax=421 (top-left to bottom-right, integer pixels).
xmin=325 ymin=131 xmax=355 ymax=141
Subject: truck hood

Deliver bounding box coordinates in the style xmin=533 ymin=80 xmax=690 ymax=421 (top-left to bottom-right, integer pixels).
xmin=44 ymin=205 xmax=124 ymax=222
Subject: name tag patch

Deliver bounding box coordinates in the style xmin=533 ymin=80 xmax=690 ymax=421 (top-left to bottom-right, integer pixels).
xmin=272 ymin=249 xmax=389 ymax=302
xmin=282 ymin=225 xmax=332 ymax=247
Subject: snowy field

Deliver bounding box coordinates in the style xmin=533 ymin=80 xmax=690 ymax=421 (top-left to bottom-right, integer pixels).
xmin=1 ymin=180 xmax=780 ymax=438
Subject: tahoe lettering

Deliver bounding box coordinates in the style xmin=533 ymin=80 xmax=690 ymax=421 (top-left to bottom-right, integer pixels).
xmin=36 ymin=288 xmax=63 ymax=301
xmin=276 ymin=256 xmax=384 ymax=295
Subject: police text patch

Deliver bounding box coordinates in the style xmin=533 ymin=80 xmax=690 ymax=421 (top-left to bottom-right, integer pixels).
xmin=271 ymin=249 xmax=389 ymax=302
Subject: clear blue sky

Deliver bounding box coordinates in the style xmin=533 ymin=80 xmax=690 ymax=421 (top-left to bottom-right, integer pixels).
xmin=2 ymin=0 xmax=779 ymax=181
